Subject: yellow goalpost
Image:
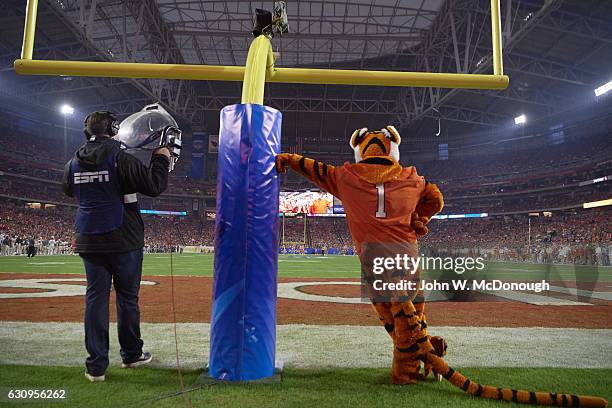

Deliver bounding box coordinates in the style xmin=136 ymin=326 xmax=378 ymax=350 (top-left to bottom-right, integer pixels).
xmin=15 ymin=0 xmax=509 ymax=105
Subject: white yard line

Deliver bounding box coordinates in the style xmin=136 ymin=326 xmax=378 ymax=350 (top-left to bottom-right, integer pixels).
xmin=277 ymin=281 xmax=596 ymax=305
xmin=0 ymin=278 xmax=157 ymax=299
xmin=474 ymin=289 xmax=593 ymax=306
xmin=0 ymin=322 xmax=609 ymax=369
xmin=278 ymin=281 xmax=367 ymax=304
xmin=547 ymin=285 xmax=612 ymax=301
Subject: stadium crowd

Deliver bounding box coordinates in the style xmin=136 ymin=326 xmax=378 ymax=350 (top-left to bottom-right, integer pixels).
xmin=1 ymin=198 xmax=609 ymax=265
xmin=0 ymin=124 xmax=610 ymax=264
xmin=421 ymin=209 xmax=612 ymax=265
xmin=0 ymin=204 xmax=73 ymax=255
xmin=415 ymin=131 xmax=611 ymax=184
xmin=144 ymin=216 xmax=215 ymax=252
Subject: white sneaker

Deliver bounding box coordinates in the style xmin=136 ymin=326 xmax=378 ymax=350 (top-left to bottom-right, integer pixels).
xmin=85 ymin=372 xmax=105 ymax=382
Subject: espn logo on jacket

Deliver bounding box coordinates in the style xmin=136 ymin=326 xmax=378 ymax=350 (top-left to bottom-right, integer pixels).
xmin=73 ymin=171 xmax=110 ymax=184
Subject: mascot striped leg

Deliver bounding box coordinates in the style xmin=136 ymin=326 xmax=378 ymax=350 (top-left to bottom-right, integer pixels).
xmin=373 ymin=289 xmax=433 ymax=384
xmin=375 ymin=302 xmax=608 ymax=407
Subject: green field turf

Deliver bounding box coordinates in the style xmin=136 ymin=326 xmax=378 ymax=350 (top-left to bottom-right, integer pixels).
xmin=0 ymin=254 xmax=609 ymax=281
xmin=0 ymin=365 xmax=610 ymax=408
xmin=1 ymin=256 xmax=610 ymax=407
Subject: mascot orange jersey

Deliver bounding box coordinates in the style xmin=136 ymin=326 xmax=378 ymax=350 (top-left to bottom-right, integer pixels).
xmin=276 ymin=126 xmax=608 ymax=408
xmin=277 ymin=125 xmax=443 ymax=255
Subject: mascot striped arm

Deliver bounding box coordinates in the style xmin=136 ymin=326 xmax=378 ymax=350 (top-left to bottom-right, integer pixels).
xmin=275 ymin=126 xmax=607 ymax=408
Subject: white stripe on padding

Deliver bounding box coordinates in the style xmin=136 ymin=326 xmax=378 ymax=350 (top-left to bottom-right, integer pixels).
xmin=123 ymin=193 xmax=138 ymax=203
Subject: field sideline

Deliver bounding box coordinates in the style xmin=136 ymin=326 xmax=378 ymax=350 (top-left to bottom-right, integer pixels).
xmin=1 ymin=254 xmax=610 ymax=407
xmin=0 ymin=253 xmax=609 ymax=280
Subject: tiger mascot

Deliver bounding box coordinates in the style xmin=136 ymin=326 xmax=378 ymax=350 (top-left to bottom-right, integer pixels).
xmin=276 ymin=126 xmax=607 ymax=408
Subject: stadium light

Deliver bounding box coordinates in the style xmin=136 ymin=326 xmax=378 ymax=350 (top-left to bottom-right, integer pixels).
xmin=583 ymin=198 xmax=612 ymax=209
xmin=60 ymin=104 xmax=74 ymax=115
xmin=60 ymin=104 xmax=74 ymax=159
xmin=514 ymin=114 xmax=526 ymax=125
xmin=594 ymin=80 xmax=612 ymax=97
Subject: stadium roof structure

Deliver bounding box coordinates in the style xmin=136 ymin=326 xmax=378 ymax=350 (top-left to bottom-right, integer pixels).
xmin=1 ymin=0 xmax=611 ymax=149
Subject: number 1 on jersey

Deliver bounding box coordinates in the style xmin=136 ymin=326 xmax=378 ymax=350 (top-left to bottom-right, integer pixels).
xmin=375 ymin=183 xmax=387 ymax=218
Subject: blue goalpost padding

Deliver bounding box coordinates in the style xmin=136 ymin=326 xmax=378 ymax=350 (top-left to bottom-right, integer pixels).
xmin=209 ymin=104 xmax=281 ymax=381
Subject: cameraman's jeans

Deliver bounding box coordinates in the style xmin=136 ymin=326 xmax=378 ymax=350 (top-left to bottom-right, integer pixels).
xmin=80 ymin=249 xmax=144 ymax=376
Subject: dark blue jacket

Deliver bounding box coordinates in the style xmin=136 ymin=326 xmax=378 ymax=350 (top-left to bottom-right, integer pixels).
xmin=62 ymin=137 xmax=169 ymax=253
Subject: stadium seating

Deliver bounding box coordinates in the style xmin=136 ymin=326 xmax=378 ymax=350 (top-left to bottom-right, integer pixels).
xmin=0 ymin=126 xmax=610 ymax=264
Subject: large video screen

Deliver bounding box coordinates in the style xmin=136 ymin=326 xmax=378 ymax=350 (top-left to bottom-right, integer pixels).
xmin=332 ymin=196 xmax=345 ymax=214
xmin=279 ymin=191 xmax=335 ymax=215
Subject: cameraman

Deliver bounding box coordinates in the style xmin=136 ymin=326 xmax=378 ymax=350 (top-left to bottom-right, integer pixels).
xmin=62 ymin=111 xmax=170 ymax=382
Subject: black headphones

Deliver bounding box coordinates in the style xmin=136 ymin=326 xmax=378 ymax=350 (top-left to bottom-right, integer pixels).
xmin=83 ymin=111 xmax=120 ymax=139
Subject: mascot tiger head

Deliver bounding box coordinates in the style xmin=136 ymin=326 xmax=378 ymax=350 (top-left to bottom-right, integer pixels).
xmin=350 ymin=125 xmax=401 ymax=164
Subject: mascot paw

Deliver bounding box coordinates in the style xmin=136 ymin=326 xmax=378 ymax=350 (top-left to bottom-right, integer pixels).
xmin=411 ymin=213 xmax=429 ymax=236
xmin=275 ymin=153 xmax=291 ymax=174
xmin=424 ymin=335 xmax=447 ymax=380
xmin=430 ymin=336 xmax=448 ymax=357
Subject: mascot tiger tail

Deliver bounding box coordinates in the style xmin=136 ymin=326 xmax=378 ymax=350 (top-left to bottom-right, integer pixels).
xmin=275 ymin=126 xmax=607 ymax=408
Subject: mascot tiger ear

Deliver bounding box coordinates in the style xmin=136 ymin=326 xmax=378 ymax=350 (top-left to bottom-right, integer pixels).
xmin=349 ymin=128 xmax=368 ymax=162
xmin=382 ymin=125 xmax=401 ymax=163
xmin=383 ymin=125 xmax=401 ymax=145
